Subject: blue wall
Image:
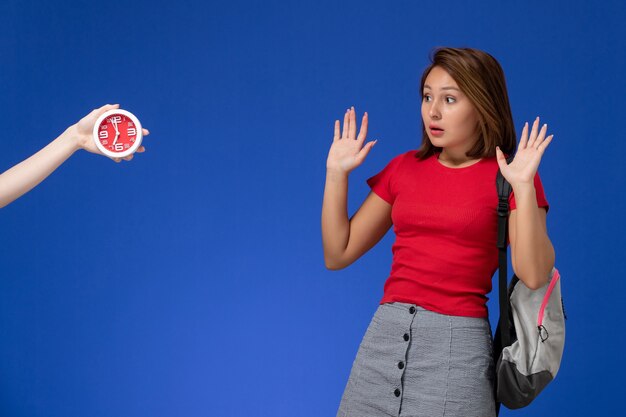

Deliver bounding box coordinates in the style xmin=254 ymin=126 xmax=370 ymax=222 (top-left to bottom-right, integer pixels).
xmin=1 ymin=0 xmax=624 ymax=415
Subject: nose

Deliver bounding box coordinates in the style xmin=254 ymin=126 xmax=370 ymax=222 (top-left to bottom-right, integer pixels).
xmin=429 ymin=100 xmax=441 ymax=120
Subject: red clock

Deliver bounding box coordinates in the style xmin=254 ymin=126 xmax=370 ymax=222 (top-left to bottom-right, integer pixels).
xmin=93 ymin=109 xmax=143 ymax=158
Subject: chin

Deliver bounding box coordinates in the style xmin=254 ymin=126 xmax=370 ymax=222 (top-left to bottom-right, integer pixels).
xmin=428 ymin=137 xmax=445 ymax=147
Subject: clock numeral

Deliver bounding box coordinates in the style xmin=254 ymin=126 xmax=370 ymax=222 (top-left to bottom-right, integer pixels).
xmin=128 ymin=122 xmax=134 ymax=127
xmin=124 ymin=144 xmax=130 ymax=149
xmin=108 ymin=116 xmax=122 ymax=124
xmin=100 ymin=125 xmax=107 ymax=130
xmin=102 ymin=140 xmax=109 ymax=145
xmin=114 ymin=144 xmax=124 ymax=151
xmin=127 ymin=127 xmax=136 ymax=136
xmin=99 ymin=130 xmax=109 ymax=139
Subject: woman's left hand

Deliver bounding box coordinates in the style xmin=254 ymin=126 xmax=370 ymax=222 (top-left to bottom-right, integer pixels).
xmin=496 ymin=117 xmax=553 ymax=187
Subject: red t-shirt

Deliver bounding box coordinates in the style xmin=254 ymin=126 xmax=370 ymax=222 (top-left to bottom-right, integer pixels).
xmin=367 ymin=150 xmax=549 ymax=318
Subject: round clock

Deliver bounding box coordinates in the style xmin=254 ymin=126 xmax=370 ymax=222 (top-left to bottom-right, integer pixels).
xmin=92 ymin=109 xmax=143 ymax=158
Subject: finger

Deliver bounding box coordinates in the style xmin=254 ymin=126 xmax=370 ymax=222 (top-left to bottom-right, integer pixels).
xmin=334 ymin=120 xmax=340 ymax=141
xmin=519 ymin=122 xmax=529 ymax=149
xmin=113 ymin=157 xmax=121 ymax=163
xmin=495 ymin=146 xmax=507 ymax=170
xmin=534 ymin=124 xmax=548 ymax=149
xmin=90 ymin=104 xmax=119 ymax=120
xmin=356 ymin=112 xmax=368 ymax=143
xmin=123 ymin=154 xmax=134 ymax=161
xmin=355 ymin=140 xmax=377 ymax=163
xmin=527 ymin=117 xmax=540 ymax=148
xmin=341 ymin=109 xmax=350 ymax=139
xmin=537 ymin=134 xmax=553 ymax=153
xmin=142 ymin=128 xmax=150 ymax=136
xmin=99 ymin=103 xmax=120 ymax=113
xmin=349 ymin=107 xmax=357 ymax=139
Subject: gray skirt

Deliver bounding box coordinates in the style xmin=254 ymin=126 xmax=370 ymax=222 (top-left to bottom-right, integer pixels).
xmin=337 ymin=303 xmax=496 ymax=417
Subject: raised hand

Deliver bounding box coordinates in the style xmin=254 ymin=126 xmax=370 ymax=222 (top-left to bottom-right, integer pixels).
xmin=326 ymin=106 xmax=377 ymax=174
xmin=73 ymin=104 xmax=149 ymax=163
xmin=496 ymin=117 xmax=553 ymax=187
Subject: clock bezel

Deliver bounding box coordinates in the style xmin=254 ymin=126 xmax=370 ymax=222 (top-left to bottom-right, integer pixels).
xmin=92 ymin=109 xmax=143 ymax=158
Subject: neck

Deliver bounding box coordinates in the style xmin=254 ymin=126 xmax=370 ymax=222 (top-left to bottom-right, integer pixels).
xmin=438 ymin=149 xmax=478 ymax=166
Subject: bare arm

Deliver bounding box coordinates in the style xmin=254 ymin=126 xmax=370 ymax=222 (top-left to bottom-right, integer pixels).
xmin=322 ymin=179 xmax=392 ymax=269
xmin=322 ymin=107 xmax=391 ymax=269
xmin=497 ymin=117 xmax=555 ymax=289
xmin=0 ymin=104 xmax=149 ymax=209
xmin=509 ymin=202 xmax=555 ymax=290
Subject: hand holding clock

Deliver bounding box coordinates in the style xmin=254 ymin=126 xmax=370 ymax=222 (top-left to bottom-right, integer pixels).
xmin=74 ymin=103 xmax=149 ymax=162
xmin=0 ymin=103 xmax=150 ymax=208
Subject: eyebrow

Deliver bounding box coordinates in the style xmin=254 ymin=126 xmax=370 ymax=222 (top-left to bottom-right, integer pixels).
xmin=423 ymin=84 xmax=460 ymax=91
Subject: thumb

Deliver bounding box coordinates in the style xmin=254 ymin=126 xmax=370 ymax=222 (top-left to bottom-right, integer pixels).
xmin=495 ymin=146 xmax=507 ymax=170
xmin=97 ymin=103 xmax=120 ymax=116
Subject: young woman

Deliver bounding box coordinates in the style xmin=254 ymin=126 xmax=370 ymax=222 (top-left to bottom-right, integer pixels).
xmin=322 ymin=47 xmax=555 ymax=417
xmin=0 ymin=104 xmax=149 ymax=208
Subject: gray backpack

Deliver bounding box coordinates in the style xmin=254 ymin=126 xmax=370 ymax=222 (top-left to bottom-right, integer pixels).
xmin=493 ymin=169 xmax=566 ymax=414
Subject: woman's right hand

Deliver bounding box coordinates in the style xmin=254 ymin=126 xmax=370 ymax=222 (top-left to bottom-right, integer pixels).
xmin=326 ymin=107 xmax=377 ymax=174
xmin=71 ymin=104 xmax=149 ymax=163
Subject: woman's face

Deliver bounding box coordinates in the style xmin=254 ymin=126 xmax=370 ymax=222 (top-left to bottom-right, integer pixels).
xmin=421 ymin=66 xmax=480 ymax=155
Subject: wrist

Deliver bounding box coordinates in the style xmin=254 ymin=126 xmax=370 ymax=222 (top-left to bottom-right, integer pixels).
xmin=511 ymin=182 xmax=535 ymax=196
xmin=62 ymin=124 xmax=86 ymax=152
xmin=326 ymin=167 xmax=350 ymax=181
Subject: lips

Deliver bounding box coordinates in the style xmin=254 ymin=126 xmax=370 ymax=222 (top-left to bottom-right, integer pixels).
xmin=429 ymin=124 xmax=444 ymax=136
xmin=429 ymin=124 xmax=443 ymax=132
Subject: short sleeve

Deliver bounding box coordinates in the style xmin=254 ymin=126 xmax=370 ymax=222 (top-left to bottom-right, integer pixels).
xmin=509 ymin=172 xmax=549 ymax=213
xmin=366 ymin=153 xmax=405 ymax=205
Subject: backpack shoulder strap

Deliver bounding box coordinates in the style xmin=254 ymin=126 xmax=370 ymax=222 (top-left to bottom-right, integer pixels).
xmin=494 ymin=157 xmax=514 ymax=417
xmin=496 ymin=167 xmax=513 ymax=348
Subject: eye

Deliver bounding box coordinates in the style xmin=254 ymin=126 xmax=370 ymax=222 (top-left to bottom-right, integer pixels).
xmin=423 ymin=94 xmax=432 ymax=102
xmin=446 ymin=96 xmax=456 ymax=104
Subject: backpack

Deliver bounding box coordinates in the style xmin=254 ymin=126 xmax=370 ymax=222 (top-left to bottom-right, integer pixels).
xmin=493 ymin=169 xmax=566 ymax=415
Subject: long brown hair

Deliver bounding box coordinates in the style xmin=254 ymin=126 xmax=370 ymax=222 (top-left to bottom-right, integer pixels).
xmin=417 ymin=47 xmax=517 ymax=160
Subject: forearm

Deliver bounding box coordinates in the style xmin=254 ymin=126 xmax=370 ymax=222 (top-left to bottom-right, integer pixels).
xmin=0 ymin=126 xmax=81 ymax=208
xmin=321 ymin=169 xmax=351 ymax=268
xmin=511 ymin=184 xmax=555 ymax=288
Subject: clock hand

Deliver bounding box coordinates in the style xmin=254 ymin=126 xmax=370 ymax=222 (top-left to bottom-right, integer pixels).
xmin=111 ymin=119 xmax=120 ymax=145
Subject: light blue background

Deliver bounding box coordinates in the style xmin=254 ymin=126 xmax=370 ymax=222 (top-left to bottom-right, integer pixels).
xmin=1 ymin=1 xmax=624 ymax=415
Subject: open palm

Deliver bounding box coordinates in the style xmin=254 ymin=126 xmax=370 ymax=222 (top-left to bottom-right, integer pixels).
xmin=496 ymin=117 xmax=553 ymax=186
xmin=327 ymin=107 xmax=376 ymax=174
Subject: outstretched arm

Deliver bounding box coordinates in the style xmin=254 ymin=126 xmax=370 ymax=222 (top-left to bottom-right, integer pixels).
xmin=0 ymin=104 xmax=149 ymax=208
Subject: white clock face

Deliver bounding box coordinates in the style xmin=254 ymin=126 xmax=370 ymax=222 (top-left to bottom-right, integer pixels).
xmin=93 ymin=109 xmax=143 ymax=158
